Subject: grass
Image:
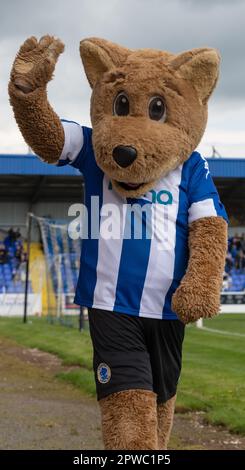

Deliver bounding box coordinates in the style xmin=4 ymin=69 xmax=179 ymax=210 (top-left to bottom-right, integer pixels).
xmin=0 ymin=314 xmax=244 ymax=434
xmin=179 ymin=316 xmax=245 ymax=433
xmin=0 ymin=316 xmax=93 ymax=369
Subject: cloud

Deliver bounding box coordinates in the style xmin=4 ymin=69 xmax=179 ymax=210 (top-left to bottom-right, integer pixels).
xmin=0 ymin=0 xmax=245 ymax=156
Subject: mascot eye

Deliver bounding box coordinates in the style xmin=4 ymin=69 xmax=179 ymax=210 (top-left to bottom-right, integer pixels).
xmin=149 ymin=96 xmax=166 ymax=122
xmin=113 ymin=92 xmax=129 ymax=116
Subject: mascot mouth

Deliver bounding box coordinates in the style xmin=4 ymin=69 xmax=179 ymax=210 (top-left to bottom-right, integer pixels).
xmin=112 ymin=179 xmax=155 ymax=197
xmin=118 ymin=182 xmax=143 ymax=191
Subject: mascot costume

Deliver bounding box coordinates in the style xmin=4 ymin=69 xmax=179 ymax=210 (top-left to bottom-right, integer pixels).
xmin=9 ymin=36 xmax=228 ymax=450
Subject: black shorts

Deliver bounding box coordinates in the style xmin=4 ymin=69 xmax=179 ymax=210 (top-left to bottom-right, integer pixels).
xmin=88 ymin=308 xmax=185 ymax=404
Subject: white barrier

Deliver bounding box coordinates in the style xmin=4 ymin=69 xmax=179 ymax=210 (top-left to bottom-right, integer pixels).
xmin=0 ymin=294 xmax=42 ymax=317
xmin=220 ymin=291 xmax=245 ymax=313
xmin=220 ymin=304 xmax=245 ymax=313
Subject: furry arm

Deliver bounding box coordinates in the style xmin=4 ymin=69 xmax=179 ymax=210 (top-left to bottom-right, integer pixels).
xmin=171 ymin=216 xmax=227 ymax=324
xmin=9 ymin=36 xmax=65 ymax=163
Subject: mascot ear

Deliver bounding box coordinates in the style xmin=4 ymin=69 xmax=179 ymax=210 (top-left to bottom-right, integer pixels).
xmin=80 ymin=37 xmax=129 ymax=88
xmin=170 ymin=48 xmax=220 ymax=104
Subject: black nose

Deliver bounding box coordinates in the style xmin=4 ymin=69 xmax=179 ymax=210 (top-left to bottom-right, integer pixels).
xmin=112 ymin=145 xmax=137 ymax=168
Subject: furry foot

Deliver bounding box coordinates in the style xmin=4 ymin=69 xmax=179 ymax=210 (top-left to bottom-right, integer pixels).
xmin=157 ymin=395 xmax=176 ymax=450
xmin=99 ymin=389 xmax=158 ymax=450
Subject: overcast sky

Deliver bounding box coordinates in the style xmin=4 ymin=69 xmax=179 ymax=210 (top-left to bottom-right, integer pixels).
xmin=1 ymin=0 xmax=245 ymax=157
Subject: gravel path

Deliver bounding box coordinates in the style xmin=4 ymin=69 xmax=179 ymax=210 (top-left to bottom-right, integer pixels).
xmin=0 ymin=337 xmax=102 ymax=450
xmin=0 ymin=337 xmax=244 ymax=450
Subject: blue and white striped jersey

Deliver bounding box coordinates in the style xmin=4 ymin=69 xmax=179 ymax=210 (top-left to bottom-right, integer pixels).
xmin=58 ymin=121 xmax=228 ymax=320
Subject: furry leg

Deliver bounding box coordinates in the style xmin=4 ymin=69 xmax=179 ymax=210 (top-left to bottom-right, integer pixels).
xmin=157 ymin=394 xmax=176 ymax=450
xmin=99 ymin=389 xmax=158 ymax=450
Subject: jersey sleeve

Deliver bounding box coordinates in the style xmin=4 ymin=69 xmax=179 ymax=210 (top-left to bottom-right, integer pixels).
xmin=188 ymin=153 xmax=228 ymax=224
xmin=57 ymin=120 xmax=93 ymax=174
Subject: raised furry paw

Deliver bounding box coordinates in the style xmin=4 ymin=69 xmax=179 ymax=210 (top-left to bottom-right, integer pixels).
xmin=171 ymin=279 xmax=221 ymax=324
xmin=10 ymin=35 xmax=64 ymax=93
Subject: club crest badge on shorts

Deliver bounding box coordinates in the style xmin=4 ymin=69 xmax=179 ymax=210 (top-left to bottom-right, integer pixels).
xmin=97 ymin=363 xmax=111 ymax=384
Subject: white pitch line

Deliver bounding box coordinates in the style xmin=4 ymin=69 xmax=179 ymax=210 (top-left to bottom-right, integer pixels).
xmin=200 ymin=326 xmax=245 ymax=338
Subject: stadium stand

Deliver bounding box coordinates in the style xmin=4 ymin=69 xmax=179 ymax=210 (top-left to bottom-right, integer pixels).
xmin=0 ymin=228 xmax=32 ymax=294
xmin=224 ymin=234 xmax=245 ymax=292
xmin=0 ymin=154 xmax=245 ymax=315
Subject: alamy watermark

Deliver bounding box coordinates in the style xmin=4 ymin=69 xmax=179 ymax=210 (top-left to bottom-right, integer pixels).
xmin=67 ymin=193 xmax=174 ymax=251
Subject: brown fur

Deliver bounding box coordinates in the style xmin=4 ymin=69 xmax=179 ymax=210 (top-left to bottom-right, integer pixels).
xmin=80 ymin=38 xmax=220 ymax=198
xmin=9 ymin=36 xmax=227 ymax=450
xmin=172 ymin=216 xmax=228 ymax=323
xmin=9 ymin=36 xmax=220 ymax=182
xmin=99 ymin=389 xmax=158 ymax=450
xmin=157 ymin=395 xmax=176 ymax=450
xmin=9 ymin=36 xmax=65 ymax=162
